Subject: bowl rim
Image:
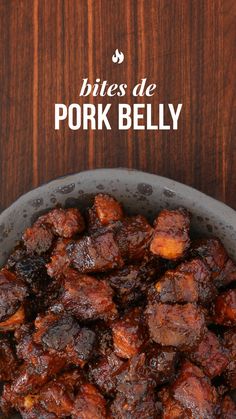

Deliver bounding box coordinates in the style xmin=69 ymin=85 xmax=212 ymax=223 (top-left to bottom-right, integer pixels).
xmin=0 ymin=168 xmax=235 ymax=221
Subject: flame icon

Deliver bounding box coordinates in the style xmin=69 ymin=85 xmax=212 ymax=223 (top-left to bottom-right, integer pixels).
xmin=112 ymin=49 xmax=124 ymax=64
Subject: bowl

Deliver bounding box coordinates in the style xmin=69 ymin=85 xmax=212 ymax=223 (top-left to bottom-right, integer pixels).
xmin=0 ymin=168 xmax=236 ymax=267
xmin=0 ymin=168 xmax=235 ymax=418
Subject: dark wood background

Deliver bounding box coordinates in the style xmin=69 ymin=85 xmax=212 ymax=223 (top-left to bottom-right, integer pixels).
xmin=0 ymin=0 xmax=235 ymax=212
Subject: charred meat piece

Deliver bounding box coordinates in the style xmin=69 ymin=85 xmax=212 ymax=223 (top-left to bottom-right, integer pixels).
xmin=115 ymin=215 xmax=153 ymax=261
xmin=0 ymin=337 xmax=19 ymax=381
xmin=106 ymin=254 xmax=160 ymax=306
xmin=37 ymin=207 xmax=85 ymax=238
xmin=15 ymin=255 xmax=50 ymax=294
xmin=112 ymin=308 xmax=147 ymax=359
xmin=144 ymin=342 xmax=178 ymax=386
xmin=146 ymin=302 xmax=205 ymax=350
xmin=46 ymin=238 xmax=71 ymax=278
xmin=150 ymin=208 xmax=190 ymax=260
xmin=188 ymin=330 xmax=229 ymax=378
xmin=110 ymin=353 xmax=157 ymax=419
xmin=33 ymin=311 xmax=80 ymax=351
xmin=159 ymin=389 xmax=190 ymax=419
xmin=0 ymin=305 xmax=26 ymax=331
xmin=23 ymin=225 xmax=54 ymax=255
xmin=69 ymin=231 xmax=124 ymax=273
xmin=94 ymin=193 xmax=123 ymax=225
xmin=72 ymin=383 xmax=107 ymax=419
xmin=66 ymin=327 xmax=96 ymax=367
xmin=221 ymin=395 xmax=236 ymax=419
xmin=191 ymin=238 xmax=228 ymax=278
xmin=0 ymin=268 xmax=28 ymax=323
xmin=178 ymin=258 xmax=217 ymax=306
xmin=213 ymin=289 xmax=236 ymax=326
xmin=61 ymin=269 xmax=117 ymax=321
xmin=20 ymin=405 xmax=57 ymax=419
xmin=214 ymin=258 xmax=236 ymax=289
xmin=38 ymin=370 xmax=82 ymax=417
xmin=89 ymin=352 xmax=127 ymax=395
xmin=223 ymin=328 xmax=236 ymax=389
xmin=155 ymin=270 xmax=198 ymax=303
xmin=170 ymin=361 xmax=219 ymax=418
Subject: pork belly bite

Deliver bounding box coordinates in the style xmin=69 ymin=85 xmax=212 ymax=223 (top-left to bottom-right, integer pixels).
xmin=214 ymin=258 xmax=236 ymax=289
xmin=0 ymin=337 xmax=19 ymax=381
xmin=37 ymin=207 xmax=85 ymax=238
xmin=223 ymin=328 xmax=236 ymax=389
xmin=213 ymin=289 xmax=236 ymax=326
xmin=188 ymin=330 xmax=229 ymax=378
xmin=191 ymin=237 xmax=228 ymax=278
xmin=155 ymin=270 xmax=198 ymax=303
xmin=221 ymin=395 xmax=236 ymax=419
xmin=146 ymin=302 xmax=205 ymax=350
xmin=69 ymin=231 xmax=124 ymax=273
xmin=0 ymin=268 xmax=28 ymax=323
xmin=94 ymin=193 xmax=123 ymax=225
xmin=61 ymin=269 xmax=117 ymax=321
xmin=170 ymin=361 xmax=219 ymax=418
xmin=110 ymin=353 xmax=157 ymax=419
xmin=23 ymin=224 xmax=54 ymax=255
xmin=72 ymin=383 xmax=107 ymax=419
xmin=89 ymin=352 xmax=128 ymax=395
xmin=46 ymin=238 xmax=71 ymax=278
xmin=115 ymin=215 xmax=153 ymax=261
xmin=144 ymin=342 xmax=178 ymax=386
xmin=112 ymin=308 xmax=147 ymax=359
xmin=150 ymin=208 xmax=190 ymax=260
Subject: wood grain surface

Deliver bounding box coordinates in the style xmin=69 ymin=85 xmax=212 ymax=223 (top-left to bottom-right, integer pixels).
xmin=0 ymin=0 xmax=235 ymax=211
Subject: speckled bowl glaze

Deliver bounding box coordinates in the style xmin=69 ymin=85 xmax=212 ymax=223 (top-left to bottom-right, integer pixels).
xmin=0 ymin=168 xmax=236 ymax=267
xmin=0 ymin=168 xmax=236 ymax=418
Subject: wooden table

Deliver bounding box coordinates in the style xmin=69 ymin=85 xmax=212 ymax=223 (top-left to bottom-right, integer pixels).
xmin=0 ymin=0 xmax=235 ymax=211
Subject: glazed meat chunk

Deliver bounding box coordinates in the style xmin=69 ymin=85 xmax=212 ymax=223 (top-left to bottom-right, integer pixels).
xmin=69 ymin=231 xmax=124 ymax=273
xmin=38 ymin=370 xmax=82 ymax=417
xmin=112 ymin=308 xmax=147 ymax=359
xmin=169 ymin=361 xmax=219 ymax=419
xmin=0 ymin=269 xmax=28 ymax=323
xmin=146 ymin=302 xmax=205 ymax=350
xmin=15 ymin=255 xmax=50 ymax=294
xmin=33 ymin=312 xmax=80 ymax=351
xmin=155 ymin=270 xmax=198 ymax=303
xmin=178 ymin=258 xmax=217 ymax=305
xmin=150 ymin=208 xmax=190 ymax=260
xmin=94 ymin=193 xmax=123 ymax=225
xmin=213 ymin=289 xmax=236 ymax=326
xmin=160 ymin=389 xmax=190 ymax=419
xmin=191 ymin=238 xmax=228 ymax=279
xmin=115 ymin=215 xmax=153 ymax=261
xmin=221 ymin=395 xmax=236 ymax=419
xmin=214 ymin=258 xmax=236 ymax=289
xmin=61 ymin=269 xmax=117 ymax=321
xmin=72 ymin=383 xmax=107 ymax=419
xmin=223 ymin=328 xmax=236 ymax=389
xmin=46 ymin=238 xmax=71 ymax=278
xmin=106 ymin=254 xmax=159 ymax=306
xmin=66 ymin=327 xmax=96 ymax=367
xmin=0 ymin=337 xmax=19 ymax=381
xmin=110 ymin=353 xmax=157 ymax=419
xmin=144 ymin=342 xmax=178 ymax=385
xmin=188 ymin=330 xmax=229 ymax=378
xmin=23 ymin=224 xmax=54 ymax=255
xmin=89 ymin=352 xmax=127 ymax=395
xmin=37 ymin=207 xmax=85 ymax=238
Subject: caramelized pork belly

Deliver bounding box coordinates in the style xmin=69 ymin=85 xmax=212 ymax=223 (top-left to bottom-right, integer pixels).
xmin=115 ymin=215 xmax=153 ymax=261
xmin=72 ymin=383 xmax=107 ymax=419
xmin=46 ymin=238 xmax=71 ymax=278
xmin=60 ymin=269 xmax=117 ymax=321
xmin=112 ymin=308 xmax=147 ymax=359
xmin=0 ymin=268 xmax=28 ymax=323
xmin=223 ymin=328 xmax=236 ymax=389
xmin=94 ymin=193 xmax=123 ymax=225
xmin=150 ymin=208 xmax=190 ymax=260
xmin=146 ymin=302 xmax=205 ymax=350
xmin=37 ymin=207 xmax=85 ymax=238
xmin=69 ymin=231 xmax=124 ymax=273
xmin=213 ymin=289 xmax=236 ymax=326
xmin=188 ymin=330 xmax=229 ymax=378
xmin=0 ymin=337 xmax=19 ymax=381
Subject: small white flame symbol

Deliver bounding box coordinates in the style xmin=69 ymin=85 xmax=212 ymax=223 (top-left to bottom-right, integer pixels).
xmin=112 ymin=49 xmax=124 ymax=64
